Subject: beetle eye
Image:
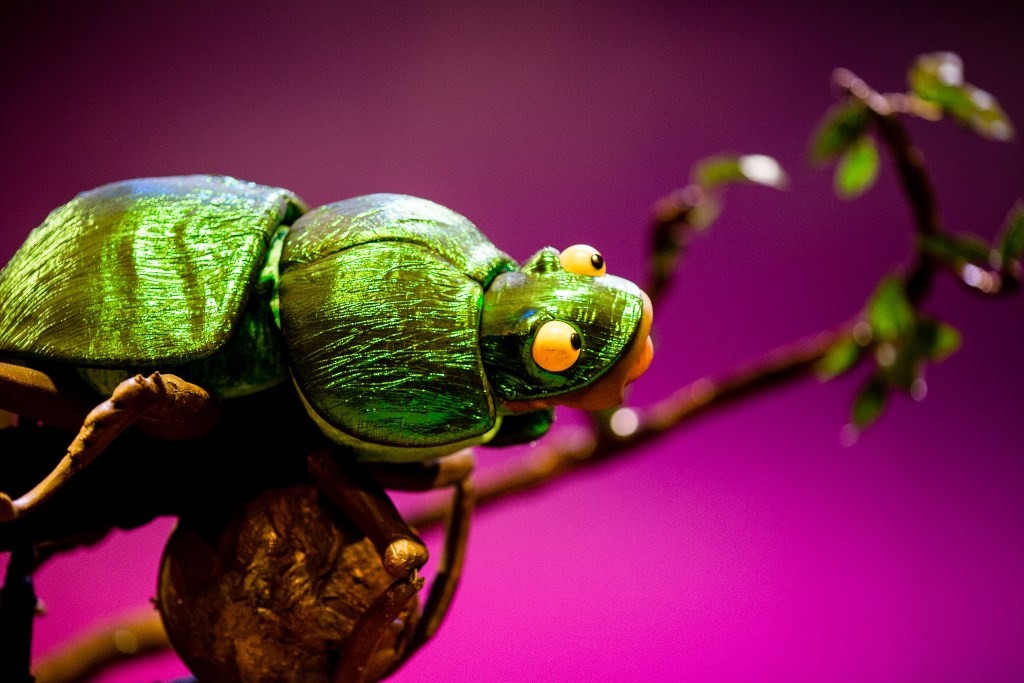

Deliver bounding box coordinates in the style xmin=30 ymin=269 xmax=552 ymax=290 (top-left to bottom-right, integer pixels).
xmin=532 ymin=320 xmax=582 ymax=372
xmin=559 ymin=244 xmax=606 ymax=277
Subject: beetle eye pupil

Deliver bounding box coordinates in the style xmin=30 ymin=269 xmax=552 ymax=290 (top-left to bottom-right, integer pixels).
xmin=570 ymin=332 xmax=581 ymax=350
xmin=590 ymin=253 xmax=604 ymax=271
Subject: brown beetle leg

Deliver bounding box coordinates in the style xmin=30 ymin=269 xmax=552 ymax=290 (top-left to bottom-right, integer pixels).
xmin=362 ymin=448 xmax=475 ymax=491
xmin=307 ymin=449 xmax=429 ymax=578
xmin=334 ymin=574 xmax=423 ymax=683
xmin=316 ymin=451 xmax=475 ymax=679
xmin=392 ymin=473 xmax=475 ymax=672
xmin=0 ymin=361 xmax=93 ymax=432
xmin=0 ymin=372 xmax=220 ymax=522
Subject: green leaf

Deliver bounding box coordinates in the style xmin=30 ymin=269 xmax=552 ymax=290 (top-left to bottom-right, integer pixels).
xmin=852 ymin=378 xmax=888 ymax=430
xmin=815 ymin=337 xmax=862 ymax=380
xmin=908 ymin=52 xmax=1014 ymax=141
xmin=930 ymin=323 xmax=962 ymax=362
xmin=909 ymin=52 xmax=965 ymax=97
xmin=692 ymin=156 xmax=742 ymax=188
xmin=879 ymin=345 xmax=921 ymax=393
xmin=920 ymin=233 xmax=993 ymax=266
xmin=915 ymin=317 xmax=962 ymax=362
xmin=997 ymin=204 xmax=1024 ymax=263
xmin=810 ymin=100 xmax=870 ymax=163
xmin=688 ymin=194 xmax=722 ymax=231
xmin=957 ymin=87 xmax=1015 ymax=141
xmin=834 ymin=135 xmax=880 ymax=199
xmin=867 ymin=277 xmax=914 ymax=342
xmin=692 ymin=154 xmax=788 ymax=190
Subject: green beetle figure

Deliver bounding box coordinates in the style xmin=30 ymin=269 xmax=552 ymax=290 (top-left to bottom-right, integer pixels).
xmin=0 ymin=175 xmax=653 ymax=523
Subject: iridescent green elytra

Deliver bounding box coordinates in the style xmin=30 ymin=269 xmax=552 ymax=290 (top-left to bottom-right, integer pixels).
xmin=0 ymin=176 xmax=650 ymax=462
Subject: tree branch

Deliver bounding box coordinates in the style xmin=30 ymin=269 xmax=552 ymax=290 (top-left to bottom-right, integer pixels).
xmin=413 ymin=65 xmax=1018 ymax=532
xmin=31 ymin=609 xmax=169 ymax=683
xmin=833 ymin=68 xmax=1021 ymax=299
xmin=832 ymin=67 xmax=942 ymax=304
xmin=410 ymin=324 xmax=851 ymax=530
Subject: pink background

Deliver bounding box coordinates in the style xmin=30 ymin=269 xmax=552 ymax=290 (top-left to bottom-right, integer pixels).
xmin=2 ymin=1 xmax=1023 ymax=680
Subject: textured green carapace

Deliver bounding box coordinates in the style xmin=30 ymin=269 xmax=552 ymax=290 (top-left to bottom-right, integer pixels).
xmin=280 ymin=196 xmax=517 ymax=458
xmin=0 ymin=176 xmax=647 ymax=462
xmin=0 ymin=176 xmax=305 ymax=396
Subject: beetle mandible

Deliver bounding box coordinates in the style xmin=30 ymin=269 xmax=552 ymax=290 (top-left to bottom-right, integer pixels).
xmin=0 ymin=175 xmax=653 ymax=557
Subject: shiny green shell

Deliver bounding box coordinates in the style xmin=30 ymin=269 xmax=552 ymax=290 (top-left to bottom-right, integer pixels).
xmin=0 ymin=176 xmax=303 ymax=396
xmin=278 ymin=194 xmax=517 ymax=458
xmin=0 ymin=176 xmax=644 ymax=461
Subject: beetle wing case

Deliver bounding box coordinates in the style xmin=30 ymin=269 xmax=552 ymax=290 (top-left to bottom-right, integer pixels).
xmin=0 ymin=176 xmax=305 ymax=369
xmin=279 ymin=194 xmax=516 ymax=459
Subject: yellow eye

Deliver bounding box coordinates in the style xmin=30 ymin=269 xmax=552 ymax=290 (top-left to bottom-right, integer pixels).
xmin=559 ymin=244 xmax=606 ymax=277
xmin=532 ymin=320 xmax=582 ymax=372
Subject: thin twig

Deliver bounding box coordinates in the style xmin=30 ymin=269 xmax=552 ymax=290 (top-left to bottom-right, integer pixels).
xmin=412 ymin=68 xmax=989 ymax=532
xmin=31 ymin=609 xmax=169 ymax=683
xmin=833 ymin=68 xmax=943 ymax=304
xmin=833 ymin=68 xmax=1021 ymax=298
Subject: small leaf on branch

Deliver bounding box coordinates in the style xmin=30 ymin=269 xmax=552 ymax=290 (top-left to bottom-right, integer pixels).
xmin=876 ymin=338 xmax=924 ymax=393
xmin=908 ymin=52 xmax=1014 ymax=141
xmin=852 ymin=378 xmax=888 ymax=430
xmin=997 ymin=203 xmax=1024 ymax=263
xmin=835 ymin=135 xmax=880 ymax=199
xmin=815 ymin=337 xmax=862 ymax=380
xmin=867 ymin=277 xmax=914 ymax=342
xmin=886 ymin=354 xmax=921 ymax=394
xmin=692 ymin=156 xmax=743 ymax=189
xmin=692 ymin=154 xmax=788 ymax=190
xmin=810 ymin=100 xmax=870 ymax=163
xmin=920 ymin=232 xmax=993 ymax=266
xmin=915 ymin=317 xmax=963 ymax=362
xmin=909 ymin=52 xmax=964 ymax=94
xmin=958 ymin=88 xmax=1014 ymax=141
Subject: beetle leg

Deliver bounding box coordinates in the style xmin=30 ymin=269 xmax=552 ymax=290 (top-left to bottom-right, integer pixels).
xmin=0 ymin=372 xmax=220 ymax=522
xmin=389 ymin=473 xmax=475 ymax=673
xmin=362 ymin=449 xmax=475 ymax=491
xmin=0 ymin=361 xmax=94 ymax=432
xmin=307 ymin=449 xmax=429 ymax=579
xmin=334 ymin=573 xmax=423 ymax=683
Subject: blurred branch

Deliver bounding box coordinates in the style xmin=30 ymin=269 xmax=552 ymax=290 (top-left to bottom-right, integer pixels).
xmin=411 ymin=324 xmax=850 ymax=529
xmin=833 ymin=66 xmax=1020 ymax=299
xmin=647 ymin=154 xmax=787 ymax=304
xmin=833 ymin=67 xmax=942 ymax=303
xmin=413 ymin=54 xmax=1021 ymax=532
xmin=31 ymin=609 xmax=169 ymax=683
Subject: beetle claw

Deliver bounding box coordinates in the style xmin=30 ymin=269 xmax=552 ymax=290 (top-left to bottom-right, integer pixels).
xmin=383 ymin=538 xmax=429 ymax=578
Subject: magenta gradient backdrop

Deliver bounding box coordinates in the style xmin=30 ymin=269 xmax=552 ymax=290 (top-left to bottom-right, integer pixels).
xmin=2 ymin=1 xmax=1023 ymax=681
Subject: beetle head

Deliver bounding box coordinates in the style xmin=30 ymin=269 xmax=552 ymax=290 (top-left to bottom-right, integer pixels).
xmin=480 ymin=246 xmax=653 ymax=412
